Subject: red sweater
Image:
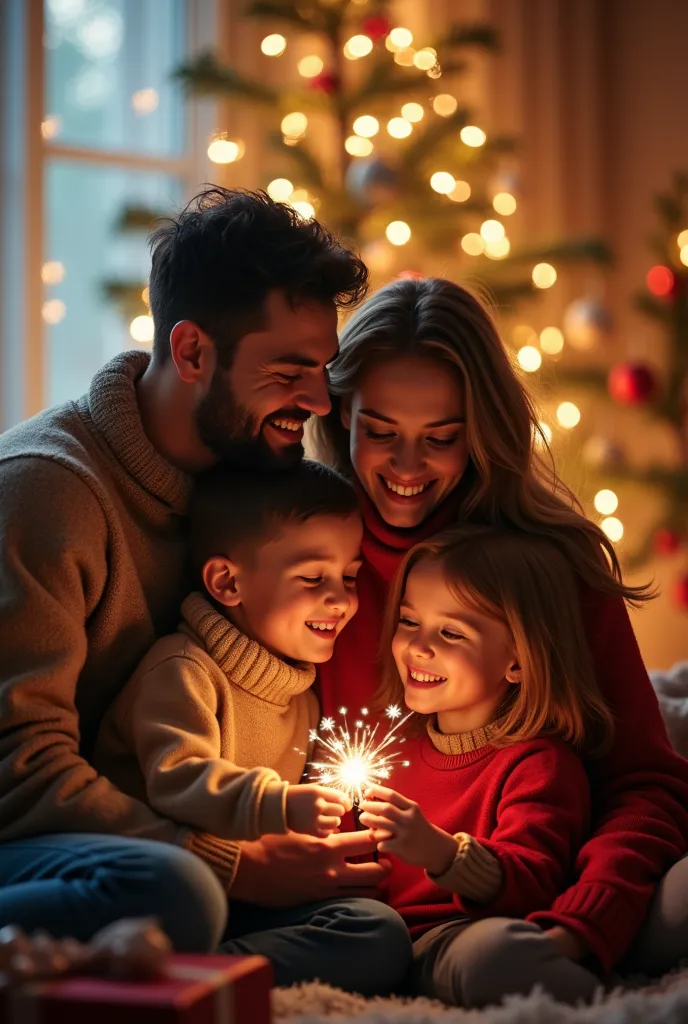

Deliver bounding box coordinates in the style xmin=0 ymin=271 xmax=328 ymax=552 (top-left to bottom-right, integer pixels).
xmin=318 ymin=490 xmax=688 ymax=972
xmin=381 ymin=733 xmax=590 ymax=940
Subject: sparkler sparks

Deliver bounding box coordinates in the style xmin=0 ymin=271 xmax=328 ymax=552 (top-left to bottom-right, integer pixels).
xmin=308 ymin=704 xmax=412 ymax=808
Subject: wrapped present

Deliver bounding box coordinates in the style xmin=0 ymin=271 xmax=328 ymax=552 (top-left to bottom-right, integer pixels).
xmin=0 ymin=953 xmax=272 ymax=1024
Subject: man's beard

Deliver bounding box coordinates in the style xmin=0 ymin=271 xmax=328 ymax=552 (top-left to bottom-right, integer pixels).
xmin=195 ymin=367 xmax=306 ymax=471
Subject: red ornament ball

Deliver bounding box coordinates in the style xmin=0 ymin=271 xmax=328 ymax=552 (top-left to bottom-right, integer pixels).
xmin=646 ymin=265 xmax=675 ymax=297
xmin=310 ymin=71 xmax=340 ymax=95
xmin=673 ymin=573 xmax=688 ymax=611
xmin=607 ymin=362 xmax=657 ymax=405
xmin=654 ymin=528 xmax=683 ymax=556
xmin=360 ymin=15 xmax=392 ymax=41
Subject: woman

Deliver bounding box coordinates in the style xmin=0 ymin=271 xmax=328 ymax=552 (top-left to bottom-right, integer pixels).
xmin=311 ymin=276 xmax=688 ymax=1004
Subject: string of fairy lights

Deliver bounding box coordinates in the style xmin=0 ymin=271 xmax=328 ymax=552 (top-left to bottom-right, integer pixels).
xmin=39 ymin=15 xmax=688 ymax=558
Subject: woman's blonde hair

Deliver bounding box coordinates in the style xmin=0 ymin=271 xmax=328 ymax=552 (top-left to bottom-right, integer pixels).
xmin=379 ymin=525 xmax=615 ymax=756
xmin=311 ymin=276 xmax=652 ymax=605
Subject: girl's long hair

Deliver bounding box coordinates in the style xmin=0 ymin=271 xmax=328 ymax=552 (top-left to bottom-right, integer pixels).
xmin=379 ymin=526 xmax=615 ymax=756
xmin=310 ymin=276 xmax=652 ymax=605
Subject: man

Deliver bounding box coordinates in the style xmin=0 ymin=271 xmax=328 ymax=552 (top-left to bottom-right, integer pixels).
xmin=0 ymin=188 xmax=386 ymax=957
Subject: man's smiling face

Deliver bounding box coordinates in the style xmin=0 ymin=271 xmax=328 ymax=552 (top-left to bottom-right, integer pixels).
xmin=195 ymin=289 xmax=339 ymax=470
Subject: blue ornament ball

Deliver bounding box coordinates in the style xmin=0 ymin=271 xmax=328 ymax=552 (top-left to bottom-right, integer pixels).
xmin=345 ymin=158 xmax=398 ymax=206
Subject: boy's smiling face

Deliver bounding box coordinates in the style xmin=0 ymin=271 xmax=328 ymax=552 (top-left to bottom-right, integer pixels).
xmin=211 ymin=513 xmax=363 ymax=664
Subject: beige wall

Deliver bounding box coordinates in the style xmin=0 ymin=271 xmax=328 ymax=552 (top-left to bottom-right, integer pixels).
xmin=485 ymin=0 xmax=688 ymax=668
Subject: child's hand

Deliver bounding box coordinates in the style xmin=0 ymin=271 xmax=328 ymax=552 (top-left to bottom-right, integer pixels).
xmin=359 ymin=785 xmax=458 ymax=875
xmin=286 ymin=784 xmax=352 ymax=838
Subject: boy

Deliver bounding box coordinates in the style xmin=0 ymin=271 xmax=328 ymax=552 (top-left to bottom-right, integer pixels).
xmin=94 ymin=460 xmax=362 ymax=857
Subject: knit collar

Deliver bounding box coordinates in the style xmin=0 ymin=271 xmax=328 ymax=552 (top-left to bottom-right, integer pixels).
xmin=181 ymin=593 xmax=315 ymax=706
xmin=86 ymin=351 xmax=193 ymax=515
xmin=358 ymin=482 xmax=463 ymax=584
xmin=426 ymin=716 xmax=497 ymax=755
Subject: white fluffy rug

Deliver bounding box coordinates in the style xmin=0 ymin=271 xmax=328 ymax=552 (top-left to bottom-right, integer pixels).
xmin=273 ymin=969 xmax=688 ymax=1023
xmin=272 ymin=663 xmax=688 ymax=1022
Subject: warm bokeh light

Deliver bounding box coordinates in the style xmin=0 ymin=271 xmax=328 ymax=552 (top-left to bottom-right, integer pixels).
xmin=267 ymin=178 xmax=293 ymax=201
xmin=493 ymin=192 xmax=517 ymax=216
xmin=142 ymin=286 xmax=150 ymax=305
xmin=353 ymin=115 xmax=379 ymax=137
xmin=485 ymin=237 xmax=510 ymax=259
xmin=680 ymin=245 xmax=688 ymax=268
xmin=460 ymin=125 xmax=486 ymax=147
xmin=678 ymin=229 xmax=688 ymax=248
xmin=129 ymin=314 xmax=153 ymax=342
xmin=413 ymin=47 xmax=436 ymax=70
xmin=281 ymin=112 xmax=308 ymax=137
xmin=480 ymin=219 xmax=505 ymax=242
xmin=386 ymin=221 xmax=411 ymax=245
xmin=432 ymin=94 xmax=457 ymax=117
xmin=448 ymin=180 xmax=471 ymax=202
xmin=427 ymin=64 xmax=442 ymax=80
xmin=387 ymin=27 xmax=413 ymax=49
xmin=131 ymin=88 xmax=158 ymax=115
xmin=556 ymin=401 xmax=581 ymax=428
xmin=513 ymin=325 xmax=538 ymax=346
xmin=344 ymin=34 xmax=373 ymax=59
xmin=393 ymin=48 xmax=416 ymax=66
xmin=536 ymin=422 xmax=553 ymax=446
xmin=539 ymin=326 xmax=565 ymax=354
xmin=430 ymin=171 xmax=456 ymax=194
xmin=290 ymin=188 xmax=309 ymax=203
xmin=401 ymin=102 xmax=424 ymax=123
xmin=387 ymin=117 xmax=412 ymax=138
xmin=292 ymin=201 xmax=315 ymax=220
xmin=594 ymin=489 xmax=619 ymax=515
xmin=601 ymin=516 xmax=624 ymax=542
xmin=532 ymin=263 xmax=557 ymax=288
xmin=461 ymin=233 xmax=484 ymax=255
xmin=207 ymin=138 xmax=244 ymax=163
xmin=261 ymin=34 xmax=286 ymax=56
xmin=344 ymin=135 xmax=374 ymax=156
xmin=41 ymin=115 xmax=61 ymax=139
xmin=517 ymin=346 xmax=542 ymax=372
xmin=42 ymin=299 xmax=66 ymax=325
xmin=646 ymin=265 xmax=674 ymax=296
xmin=298 ymin=55 xmax=323 ymax=77
xmin=41 ymin=261 xmax=65 ymax=284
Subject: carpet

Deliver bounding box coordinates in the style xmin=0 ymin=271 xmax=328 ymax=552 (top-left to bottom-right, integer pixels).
xmin=273 ymin=968 xmax=688 ymax=1022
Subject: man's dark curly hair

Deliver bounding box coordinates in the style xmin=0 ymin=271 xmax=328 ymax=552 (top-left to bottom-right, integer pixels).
xmin=147 ymin=186 xmax=369 ymax=363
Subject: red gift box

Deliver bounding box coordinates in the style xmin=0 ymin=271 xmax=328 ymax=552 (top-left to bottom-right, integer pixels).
xmin=0 ymin=953 xmax=271 ymax=1024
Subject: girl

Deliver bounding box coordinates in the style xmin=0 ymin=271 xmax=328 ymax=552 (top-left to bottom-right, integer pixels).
xmin=359 ymin=525 xmax=613 ymax=1007
xmin=311 ymin=276 xmax=688 ymax=996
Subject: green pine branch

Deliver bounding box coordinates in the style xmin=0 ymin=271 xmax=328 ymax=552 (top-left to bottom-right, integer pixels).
xmin=436 ymin=23 xmax=499 ymax=51
xmin=175 ymin=53 xmax=277 ymax=104
xmin=114 ymin=205 xmax=167 ymax=232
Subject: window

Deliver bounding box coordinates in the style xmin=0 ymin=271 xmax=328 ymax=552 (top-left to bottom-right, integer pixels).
xmin=1 ymin=0 xmax=217 ymax=429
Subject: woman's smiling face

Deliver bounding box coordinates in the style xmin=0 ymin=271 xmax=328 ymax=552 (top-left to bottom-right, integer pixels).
xmin=341 ymin=353 xmax=470 ymax=528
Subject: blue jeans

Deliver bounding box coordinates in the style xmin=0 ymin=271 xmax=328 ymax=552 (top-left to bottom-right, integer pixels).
xmin=222 ymin=897 xmax=412 ymax=995
xmin=0 ymin=834 xmax=226 ymax=952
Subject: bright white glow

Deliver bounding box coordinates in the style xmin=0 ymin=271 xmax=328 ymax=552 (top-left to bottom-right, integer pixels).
xmin=460 ymin=125 xmax=486 ymax=147
xmin=448 ymin=181 xmax=471 ymax=202
xmin=430 ymin=171 xmax=456 ymax=194
xmin=461 ymin=233 xmax=484 ymax=255
xmin=344 ymin=34 xmax=373 ymax=59
xmin=388 ymin=27 xmax=413 ymax=49
xmin=413 ymin=48 xmax=436 ymax=70
xmin=556 ymin=402 xmax=581 ymax=428
xmin=517 ymin=346 xmax=542 ymax=372
xmin=532 ymin=263 xmax=557 ymax=288
xmin=42 ymin=299 xmax=66 ymax=324
xmin=484 ymin=237 xmax=510 ymax=259
xmin=207 ymin=138 xmax=244 ymax=164
xmin=386 ymin=221 xmax=411 ymax=245
xmin=41 ymin=261 xmax=65 ymax=284
xmin=281 ymin=112 xmax=308 ymax=137
xmin=131 ymin=88 xmax=158 ymax=115
xmin=401 ymin=102 xmax=424 ymax=123
xmin=387 ymin=117 xmax=412 ymax=138
xmin=292 ymin=201 xmax=315 ymax=220
xmin=267 ymin=178 xmax=294 ymax=201
xmin=130 ymin=314 xmax=154 ymax=343
xmin=493 ymin=192 xmax=517 ymax=215
xmin=261 ymin=34 xmax=286 ymax=56
xmin=432 ymin=94 xmax=457 ymax=117
xmin=345 ymin=135 xmax=373 ymax=156
xmin=480 ymin=219 xmax=505 ymax=242
xmin=540 ymin=327 xmax=564 ymax=354
xmin=353 ymin=115 xmax=379 ymax=138
xmin=298 ymin=55 xmax=323 ymax=77
xmin=601 ymin=517 xmax=624 ymax=542
xmin=594 ymin=489 xmax=619 ymax=515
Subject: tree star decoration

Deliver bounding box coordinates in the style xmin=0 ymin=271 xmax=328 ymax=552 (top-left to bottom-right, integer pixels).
xmin=307 ymin=705 xmax=412 ymax=809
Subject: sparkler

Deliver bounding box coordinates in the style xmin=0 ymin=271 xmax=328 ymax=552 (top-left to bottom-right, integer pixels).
xmin=307 ymin=704 xmax=413 ymax=829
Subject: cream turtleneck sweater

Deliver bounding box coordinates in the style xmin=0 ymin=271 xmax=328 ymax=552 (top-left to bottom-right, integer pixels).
xmin=94 ymin=594 xmax=319 ymax=852
xmin=0 ymin=352 xmax=242 ymax=885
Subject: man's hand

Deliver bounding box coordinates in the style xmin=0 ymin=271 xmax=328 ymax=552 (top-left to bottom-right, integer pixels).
xmin=545 ymin=926 xmax=589 ymax=961
xmin=229 ymin=830 xmax=391 ymax=908
xmin=285 ymin=784 xmax=351 ymax=837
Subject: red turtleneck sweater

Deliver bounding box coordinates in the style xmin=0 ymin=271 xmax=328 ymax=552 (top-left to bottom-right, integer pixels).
xmin=318 ymin=490 xmax=688 ymax=973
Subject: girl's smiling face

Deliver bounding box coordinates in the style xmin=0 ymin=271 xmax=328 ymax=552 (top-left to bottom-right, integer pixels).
xmin=341 ymin=354 xmax=470 ymax=528
xmin=392 ymin=558 xmax=519 ymax=734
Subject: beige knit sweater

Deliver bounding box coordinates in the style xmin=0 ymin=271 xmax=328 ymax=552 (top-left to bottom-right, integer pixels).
xmin=94 ymin=593 xmax=319 ymax=841
xmin=0 ymin=352 xmax=242 ymax=886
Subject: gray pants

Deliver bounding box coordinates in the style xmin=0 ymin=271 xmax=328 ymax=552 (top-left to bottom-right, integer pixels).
xmin=411 ymin=853 xmax=688 ymax=1008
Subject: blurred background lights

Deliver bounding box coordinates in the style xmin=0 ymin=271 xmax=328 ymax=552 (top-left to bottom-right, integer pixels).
xmin=556 ymin=401 xmax=581 ymax=428
xmin=42 ymin=299 xmax=66 ymax=325
xmin=131 ymin=88 xmax=158 ymax=115
xmin=448 ymin=181 xmax=471 ymax=202
xmin=401 ymin=102 xmax=424 ymax=123
xmin=677 ymin=229 xmax=688 ymax=247
xmin=413 ymin=47 xmax=436 ymax=70
xmin=539 ymin=326 xmax=565 ymax=354
xmin=601 ymin=516 xmax=624 ymax=542
xmin=298 ymin=55 xmax=323 ymax=77
xmin=386 ymin=220 xmax=411 ymax=245
xmin=292 ymin=201 xmax=315 ymax=220
xmin=480 ymin=219 xmax=505 ymax=242
xmin=680 ymin=245 xmax=688 ymax=267
xmin=430 ymin=171 xmax=456 ymax=194
xmin=130 ymin=314 xmax=154 ymax=343
xmin=594 ymin=489 xmax=619 ymax=515
xmin=461 ymin=233 xmax=484 ymax=255
xmin=517 ymin=346 xmax=542 ymax=372
xmin=432 ymin=94 xmax=457 ymax=116
xmin=532 ymin=262 xmax=557 ymax=288
xmin=387 ymin=27 xmax=413 ymax=49
xmin=493 ymin=192 xmax=517 ymax=215
xmin=536 ymin=422 xmax=553 ymax=445
xmin=387 ymin=117 xmax=412 ymax=138
xmin=260 ymin=34 xmax=286 ymax=56
xmin=281 ymin=112 xmax=308 ymax=137
xmin=41 ymin=261 xmax=65 ymax=284
xmin=344 ymin=35 xmax=373 ymax=59
xmin=485 ymin=237 xmax=510 ymax=259
xmin=267 ymin=178 xmax=293 ymax=201
xmin=207 ymin=138 xmax=244 ymax=163
xmin=353 ymin=115 xmax=379 ymax=137
xmin=393 ymin=48 xmax=416 ymax=66
xmin=646 ymin=264 xmax=674 ymax=296
xmin=460 ymin=126 xmax=486 ymax=147
xmin=345 ymin=135 xmax=373 ymax=156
